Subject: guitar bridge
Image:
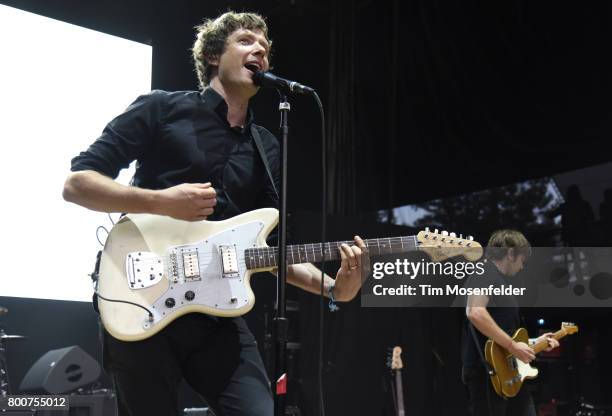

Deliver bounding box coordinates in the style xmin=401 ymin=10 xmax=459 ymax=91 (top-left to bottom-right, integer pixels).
xmin=166 ymin=245 xmax=202 ymax=283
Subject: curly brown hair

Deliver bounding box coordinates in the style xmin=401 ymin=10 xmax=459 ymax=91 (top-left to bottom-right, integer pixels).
xmin=192 ymin=11 xmax=271 ymax=89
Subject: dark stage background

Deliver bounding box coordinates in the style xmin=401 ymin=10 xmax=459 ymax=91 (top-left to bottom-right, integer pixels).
xmin=2 ymin=0 xmax=612 ymax=415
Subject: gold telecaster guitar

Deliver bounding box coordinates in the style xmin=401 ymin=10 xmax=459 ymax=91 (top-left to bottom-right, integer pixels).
xmin=97 ymin=208 xmax=482 ymax=341
xmin=485 ymin=322 xmax=579 ymax=398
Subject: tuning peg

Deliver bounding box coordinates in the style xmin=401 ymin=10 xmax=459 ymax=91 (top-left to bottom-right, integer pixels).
xmin=450 ymin=232 xmax=456 ymax=238
xmin=425 ymin=227 xmax=430 ymax=232
xmin=434 ymin=228 xmax=439 ymax=234
xmin=468 ymin=236 xmax=474 ymax=241
xmin=441 ymin=231 xmax=448 ymax=236
xmin=459 ymin=234 xmax=463 ymax=239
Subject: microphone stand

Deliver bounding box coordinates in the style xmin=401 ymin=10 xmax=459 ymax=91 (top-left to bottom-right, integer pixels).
xmin=274 ymin=93 xmax=290 ymax=416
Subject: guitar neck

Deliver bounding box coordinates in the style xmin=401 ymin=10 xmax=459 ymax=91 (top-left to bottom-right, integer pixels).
xmin=395 ymin=370 xmax=405 ymax=416
xmin=245 ymin=236 xmax=419 ymax=269
xmin=532 ymin=328 xmax=570 ymax=354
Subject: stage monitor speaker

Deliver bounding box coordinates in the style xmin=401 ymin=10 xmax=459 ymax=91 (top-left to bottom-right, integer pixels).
xmin=19 ymin=346 xmax=101 ymax=394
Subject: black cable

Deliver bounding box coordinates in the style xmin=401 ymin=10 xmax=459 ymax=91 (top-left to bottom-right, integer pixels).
xmin=95 ymin=291 xmax=154 ymax=321
xmin=96 ymin=226 xmax=109 ymax=247
xmin=313 ymin=91 xmax=327 ymax=416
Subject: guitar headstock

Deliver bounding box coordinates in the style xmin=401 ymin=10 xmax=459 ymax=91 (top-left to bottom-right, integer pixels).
xmin=561 ymin=322 xmax=579 ymax=335
xmin=417 ymin=228 xmax=483 ymax=262
xmin=386 ymin=346 xmax=403 ymax=371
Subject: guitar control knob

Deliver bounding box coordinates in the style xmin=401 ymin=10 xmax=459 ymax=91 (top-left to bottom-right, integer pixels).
xmin=185 ymin=291 xmax=195 ymax=301
xmin=165 ymin=298 xmax=176 ymax=308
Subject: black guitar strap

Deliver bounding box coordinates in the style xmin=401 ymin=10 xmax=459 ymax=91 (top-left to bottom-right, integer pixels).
xmin=469 ymin=322 xmax=496 ymax=376
xmin=250 ymin=124 xmax=279 ymax=200
xmin=469 ymin=322 xmax=502 ymax=411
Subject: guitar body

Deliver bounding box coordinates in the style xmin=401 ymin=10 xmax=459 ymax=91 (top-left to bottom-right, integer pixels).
xmin=485 ymin=328 xmax=539 ymax=398
xmin=98 ymin=208 xmax=278 ymax=341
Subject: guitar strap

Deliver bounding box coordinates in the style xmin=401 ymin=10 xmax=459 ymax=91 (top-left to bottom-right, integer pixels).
xmin=250 ymin=124 xmax=279 ymax=200
xmin=469 ymin=322 xmax=501 ymax=411
xmin=469 ymin=322 xmax=496 ymax=376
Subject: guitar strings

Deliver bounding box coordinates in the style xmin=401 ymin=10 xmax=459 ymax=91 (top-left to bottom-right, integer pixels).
xmin=119 ymin=236 xmax=421 ymax=264
xmin=120 ymin=238 xmax=424 ymax=277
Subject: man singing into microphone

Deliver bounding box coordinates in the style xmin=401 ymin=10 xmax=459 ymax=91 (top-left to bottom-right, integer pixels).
xmin=63 ymin=11 xmax=366 ymax=416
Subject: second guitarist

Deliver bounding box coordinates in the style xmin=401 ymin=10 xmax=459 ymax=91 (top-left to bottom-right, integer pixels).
xmin=460 ymin=230 xmax=559 ymax=416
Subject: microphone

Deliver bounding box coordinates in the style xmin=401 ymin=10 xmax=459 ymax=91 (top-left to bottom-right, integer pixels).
xmin=252 ymin=71 xmax=315 ymax=95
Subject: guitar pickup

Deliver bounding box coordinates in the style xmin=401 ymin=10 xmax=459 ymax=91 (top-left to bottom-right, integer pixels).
xmin=504 ymin=376 xmax=521 ymax=386
xmin=181 ymin=249 xmax=201 ymax=281
xmin=220 ymin=245 xmax=239 ymax=278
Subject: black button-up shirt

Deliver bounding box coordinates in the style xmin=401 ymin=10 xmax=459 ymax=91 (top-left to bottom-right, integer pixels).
xmin=71 ymin=88 xmax=280 ymax=220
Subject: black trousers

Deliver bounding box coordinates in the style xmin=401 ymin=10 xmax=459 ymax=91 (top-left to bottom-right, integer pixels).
xmin=101 ymin=314 xmax=273 ymax=416
xmin=462 ymin=366 xmax=536 ymax=416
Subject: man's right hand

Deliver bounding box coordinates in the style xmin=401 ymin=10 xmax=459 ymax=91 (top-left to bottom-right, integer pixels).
xmin=508 ymin=340 xmax=535 ymax=363
xmin=154 ymin=182 xmax=217 ymax=221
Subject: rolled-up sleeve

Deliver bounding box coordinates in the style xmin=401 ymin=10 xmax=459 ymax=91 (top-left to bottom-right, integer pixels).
xmin=71 ymin=90 xmax=167 ymax=178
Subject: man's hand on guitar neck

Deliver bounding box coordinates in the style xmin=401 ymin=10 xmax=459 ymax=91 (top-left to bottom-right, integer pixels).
xmin=333 ymin=236 xmax=370 ymax=301
xmin=533 ymin=333 xmax=560 ymax=352
xmin=286 ymin=236 xmax=370 ymax=302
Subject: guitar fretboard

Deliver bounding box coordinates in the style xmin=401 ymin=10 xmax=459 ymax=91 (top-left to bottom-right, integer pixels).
xmin=244 ymin=236 xmax=419 ymax=269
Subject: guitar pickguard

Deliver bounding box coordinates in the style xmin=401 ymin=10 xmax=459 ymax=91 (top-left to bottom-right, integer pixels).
xmin=138 ymin=220 xmax=265 ymax=330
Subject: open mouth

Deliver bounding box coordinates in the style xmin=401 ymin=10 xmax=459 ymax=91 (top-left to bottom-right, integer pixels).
xmin=244 ymin=63 xmax=261 ymax=74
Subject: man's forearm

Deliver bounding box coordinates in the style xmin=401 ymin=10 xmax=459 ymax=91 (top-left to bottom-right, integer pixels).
xmin=63 ymin=170 xmax=157 ymax=214
xmin=286 ymin=263 xmax=336 ymax=298
xmin=466 ymin=306 xmax=514 ymax=349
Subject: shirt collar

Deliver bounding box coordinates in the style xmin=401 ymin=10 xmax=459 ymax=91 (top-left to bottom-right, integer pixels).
xmin=200 ymin=87 xmax=254 ymax=134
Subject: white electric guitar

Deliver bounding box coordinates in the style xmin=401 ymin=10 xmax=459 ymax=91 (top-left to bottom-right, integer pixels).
xmin=96 ymin=208 xmax=482 ymax=341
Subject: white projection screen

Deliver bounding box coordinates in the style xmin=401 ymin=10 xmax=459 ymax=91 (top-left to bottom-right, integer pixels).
xmin=0 ymin=5 xmax=152 ymax=301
